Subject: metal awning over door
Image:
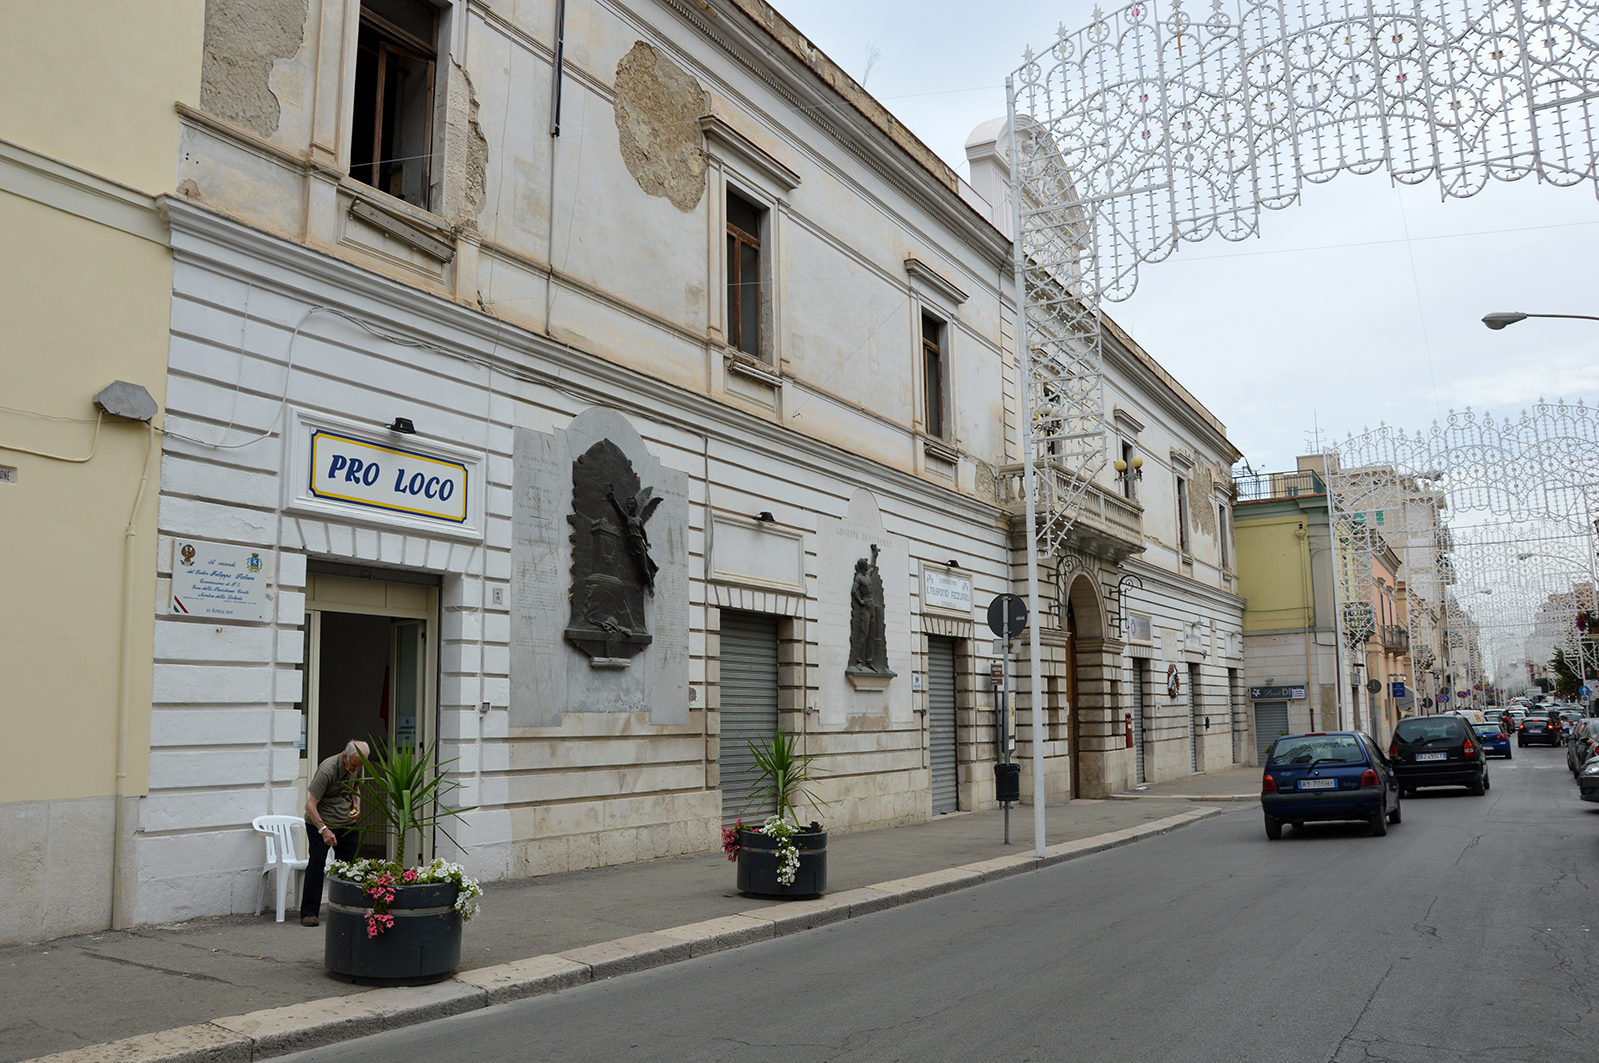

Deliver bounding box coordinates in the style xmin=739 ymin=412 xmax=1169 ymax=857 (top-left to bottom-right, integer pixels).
xmin=928 ymin=636 xmax=958 ymax=814
xmin=718 ymin=611 xmax=780 ymax=826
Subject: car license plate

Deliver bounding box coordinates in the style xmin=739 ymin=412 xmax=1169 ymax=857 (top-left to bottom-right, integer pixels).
xmin=1417 ymin=752 xmax=1447 ymax=761
xmin=1298 ymin=778 xmax=1337 ymax=789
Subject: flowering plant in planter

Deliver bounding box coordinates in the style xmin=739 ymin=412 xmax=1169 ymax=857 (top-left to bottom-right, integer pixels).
xmin=327 ymin=857 xmax=483 ymax=937
xmin=326 ymin=739 xmax=480 ymax=937
xmin=724 ymin=731 xmax=830 ymax=892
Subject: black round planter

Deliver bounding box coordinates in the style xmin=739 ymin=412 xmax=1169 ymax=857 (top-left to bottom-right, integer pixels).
xmin=324 ymin=876 xmax=463 ymax=985
xmin=735 ymin=828 xmax=827 ymax=898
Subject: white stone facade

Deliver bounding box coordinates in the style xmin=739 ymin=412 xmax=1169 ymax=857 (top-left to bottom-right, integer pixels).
xmin=109 ymin=0 xmax=1252 ymax=925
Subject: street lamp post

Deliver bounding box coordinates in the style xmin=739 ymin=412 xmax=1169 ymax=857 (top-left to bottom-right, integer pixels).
xmin=1482 ymin=311 xmax=1599 ymax=329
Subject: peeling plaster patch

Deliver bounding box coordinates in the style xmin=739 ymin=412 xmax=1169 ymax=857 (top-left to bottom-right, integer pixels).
xmin=444 ymin=61 xmax=490 ymax=226
xmin=613 ymin=42 xmax=708 ymax=213
xmin=1194 ymin=466 xmax=1218 ymax=537
xmin=200 ymin=0 xmax=308 ymax=138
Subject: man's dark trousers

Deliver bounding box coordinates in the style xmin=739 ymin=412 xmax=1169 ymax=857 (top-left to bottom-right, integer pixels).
xmin=301 ymin=824 xmax=359 ymax=920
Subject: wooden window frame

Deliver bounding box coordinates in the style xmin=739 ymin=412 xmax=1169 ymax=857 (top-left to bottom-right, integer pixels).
xmin=921 ymin=312 xmax=946 ymax=440
xmin=1176 ymin=474 xmax=1191 ymax=554
xmin=353 ymin=5 xmax=437 ymax=208
xmin=726 ymin=190 xmax=764 ymax=358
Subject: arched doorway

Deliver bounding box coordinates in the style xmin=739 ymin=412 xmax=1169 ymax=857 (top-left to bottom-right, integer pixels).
xmin=1061 ymin=569 xmax=1107 ymax=798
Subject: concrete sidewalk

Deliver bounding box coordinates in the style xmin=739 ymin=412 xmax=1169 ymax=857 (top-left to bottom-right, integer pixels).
xmin=7 ymin=771 xmax=1256 ymax=1063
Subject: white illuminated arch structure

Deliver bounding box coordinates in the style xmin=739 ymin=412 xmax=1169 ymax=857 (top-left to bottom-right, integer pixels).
xmin=1004 ymin=0 xmax=1599 ymax=826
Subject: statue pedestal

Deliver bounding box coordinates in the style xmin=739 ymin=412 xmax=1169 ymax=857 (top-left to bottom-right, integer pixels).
xmin=846 ymin=669 xmax=895 ymax=692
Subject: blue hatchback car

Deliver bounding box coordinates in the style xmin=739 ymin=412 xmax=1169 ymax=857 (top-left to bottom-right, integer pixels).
xmin=1472 ymin=721 xmax=1512 ymax=759
xmin=1261 ymin=731 xmax=1401 ymax=839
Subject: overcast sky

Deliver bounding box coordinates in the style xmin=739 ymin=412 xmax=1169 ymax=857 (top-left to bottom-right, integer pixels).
xmin=781 ymin=0 xmax=1599 ymax=475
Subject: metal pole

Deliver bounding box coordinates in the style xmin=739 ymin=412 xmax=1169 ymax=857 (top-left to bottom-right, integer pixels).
xmin=1006 ymin=76 xmax=1049 ymax=858
xmin=1002 ymin=611 xmax=1011 ymax=845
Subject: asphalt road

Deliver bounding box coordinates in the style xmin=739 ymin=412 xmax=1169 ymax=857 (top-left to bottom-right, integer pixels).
xmin=284 ymin=745 xmax=1599 ymax=1063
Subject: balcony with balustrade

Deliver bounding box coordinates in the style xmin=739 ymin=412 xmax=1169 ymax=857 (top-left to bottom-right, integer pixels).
xmin=996 ymin=460 xmax=1145 ymax=562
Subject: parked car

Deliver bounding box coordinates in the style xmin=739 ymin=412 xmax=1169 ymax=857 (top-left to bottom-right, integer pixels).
xmin=1578 ymin=757 xmax=1599 ymax=802
xmin=1472 ymin=721 xmax=1512 ymax=759
xmin=1518 ymin=711 xmax=1561 ymax=747
xmin=1390 ymin=715 xmax=1489 ymax=796
xmin=1569 ymin=719 xmax=1599 ymax=774
xmin=1261 ymin=731 xmax=1401 ymax=839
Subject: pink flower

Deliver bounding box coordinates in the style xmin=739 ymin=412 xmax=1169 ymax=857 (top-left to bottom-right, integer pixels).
xmin=402 ymin=869 xmax=417 ymax=883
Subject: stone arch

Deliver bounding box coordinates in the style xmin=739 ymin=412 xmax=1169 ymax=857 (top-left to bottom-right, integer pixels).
xmin=1058 ymin=567 xmax=1121 ymax=797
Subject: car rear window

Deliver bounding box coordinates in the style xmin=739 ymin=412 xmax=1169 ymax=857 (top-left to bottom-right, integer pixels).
xmin=1268 ymin=734 xmax=1366 ymax=766
xmin=1472 ymin=724 xmax=1501 ymax=736
xmin=1394 ymin=717 xmax=1465 ymax=743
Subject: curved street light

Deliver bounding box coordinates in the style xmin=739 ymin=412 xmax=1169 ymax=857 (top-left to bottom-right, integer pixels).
xmin=1482 ymin=311 xmax=1599 ymax=330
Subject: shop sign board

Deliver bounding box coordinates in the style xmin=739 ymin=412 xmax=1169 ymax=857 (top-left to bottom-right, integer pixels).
xmin=309 ymin=430 xmax=468 ymax=524
xmin=923 ymin=569 xmax=972 ymax=613
xmin=1249 ymin=685 xmax=1306 ymax=700
xmin=171 ymin=539 xmax=268 ymax=620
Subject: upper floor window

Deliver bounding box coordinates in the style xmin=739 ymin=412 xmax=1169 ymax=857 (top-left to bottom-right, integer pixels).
xmin=352 ymin=0 xmax=438 ymax=209
xmin=1120 ymin=440 xmax=1138 ymax=501
xmin=726 ymin=191 xmax=765 ymax=357
xmin=922 ymin=313 xmax=946 ymax=439
xmin=1218 ymin=502 xmax=1230 ymax=568
xmin=1176 ymin=475 xmax=1191 ymax=554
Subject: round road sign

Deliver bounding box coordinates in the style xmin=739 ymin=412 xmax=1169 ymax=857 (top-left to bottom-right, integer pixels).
xmin=987 ymin=594 xmax=1028 ymax=638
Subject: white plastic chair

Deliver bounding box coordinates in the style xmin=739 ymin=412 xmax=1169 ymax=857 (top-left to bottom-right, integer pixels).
xmin=252 ymin=815 xmax=310 ymax=923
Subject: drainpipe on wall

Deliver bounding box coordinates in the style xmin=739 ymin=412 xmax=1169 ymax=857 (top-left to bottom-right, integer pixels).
xmin=112 ymin=424 xmax=154 ymax=929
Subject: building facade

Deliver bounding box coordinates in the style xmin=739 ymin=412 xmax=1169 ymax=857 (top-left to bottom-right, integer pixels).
xmin=7 ymin=0 xmax=1249 ymax=939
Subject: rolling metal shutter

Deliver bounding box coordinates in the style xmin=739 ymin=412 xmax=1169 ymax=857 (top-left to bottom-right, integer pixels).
xmin=1190 ymin=664 xmax=1201 ymax=773
xmin=928 ymin=637 xmax=958 ymax=814
xmin=1133 ymin=660 xmax=1147 ymax=784
xmin=719 ymin=611 xmax=780 ymax=826
xmin=1255 ymin=701 xmax=1290 ymax=763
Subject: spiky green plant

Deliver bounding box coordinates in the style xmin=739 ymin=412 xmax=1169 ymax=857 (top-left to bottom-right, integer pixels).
xmin=356 ymin=739 xmax=475 ymax=868
xmin=744 ymin=730 xmax=828 ymax=825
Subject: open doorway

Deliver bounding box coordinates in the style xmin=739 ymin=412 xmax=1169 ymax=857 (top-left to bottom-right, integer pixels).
xmin=300 ymin=567 xmax=439 ymax=863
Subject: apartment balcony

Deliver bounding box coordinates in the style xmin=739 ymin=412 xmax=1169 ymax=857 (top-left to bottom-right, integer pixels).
xmin=1235 ymin=469 xmax=1326 ymax=503
xmin=1382 ymin=624 xmax=1410 ymax=654
xmin=997 ymin=460 xmax=1145 ymax=562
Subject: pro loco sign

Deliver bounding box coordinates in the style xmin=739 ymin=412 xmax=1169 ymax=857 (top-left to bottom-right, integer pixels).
xmin=309 ymin=430 xmax=468 ymax=524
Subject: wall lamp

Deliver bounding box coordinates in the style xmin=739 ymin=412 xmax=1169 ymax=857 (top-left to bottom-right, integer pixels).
xmin=756 ymin=511 xmax=776 ymax=523
xmin=1114 ymin=454 xmax=1143 ymax=481
xmin=1482 ymin=311 xmax=1599 ymax=330
xmin=388 ymin=417 xmax=417 ymax=434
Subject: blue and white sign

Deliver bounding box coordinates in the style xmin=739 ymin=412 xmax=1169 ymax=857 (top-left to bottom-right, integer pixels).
xmin=1391 ymin=681 xmax=1407 ymax=699
xmin=923 ymin=569 xmax=972 ymax=613
xmin=1583 ymin=685 xmax=1591 ymax=698
xmin=309 ymin=430 xmax=468 ymax=524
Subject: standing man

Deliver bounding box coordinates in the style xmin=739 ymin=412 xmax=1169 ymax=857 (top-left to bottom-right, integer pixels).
xmin=300 ymin=739 xmax=367 ymax=927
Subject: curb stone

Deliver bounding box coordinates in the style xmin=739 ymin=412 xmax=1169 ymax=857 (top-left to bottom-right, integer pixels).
xmin=24 ymin=807 xmax=1220 ymax=1063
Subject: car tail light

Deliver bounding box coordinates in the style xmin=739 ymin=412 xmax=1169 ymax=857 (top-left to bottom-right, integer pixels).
xmin=1262 ymin=775 xmax=1277 ymax=792
xmin=1360 ymin=768 xmax=1379 ymax=787
xmin=1389 ymin=739 xmax=1399 ymax=758
xmin=1463 ymin=737 xmax=1476 ymax=757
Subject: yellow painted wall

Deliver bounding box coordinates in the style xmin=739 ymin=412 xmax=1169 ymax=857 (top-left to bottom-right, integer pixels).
xmin=0 ymin=1 xmax=204 ymax=192
xmin=1236 ymin=512 xmax=1314 ymax=632
xmin=0 ymin=193 xmax=174 ymax=804
xmin=0 ymin=0 xmax=203 ymax=809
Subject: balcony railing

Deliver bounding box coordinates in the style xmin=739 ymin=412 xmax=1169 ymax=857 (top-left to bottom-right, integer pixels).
xmin=1235 ymin=469 xmax=1326 ymax=503
xmin=996 ymin=460 xmax=1144 ymax=560
xmin=1381 ymin=624 xmax=1410 ymax=654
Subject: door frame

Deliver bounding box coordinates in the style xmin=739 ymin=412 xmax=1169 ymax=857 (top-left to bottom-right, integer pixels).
xmin=300 ymin=572 xmax=440 ymax=862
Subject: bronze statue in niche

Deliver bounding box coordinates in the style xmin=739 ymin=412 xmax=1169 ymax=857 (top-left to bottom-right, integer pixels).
xmin=847 ymin=543 xmax=891 ymax=675
xmin=566 ymin=439 xmax=662 ymax=662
